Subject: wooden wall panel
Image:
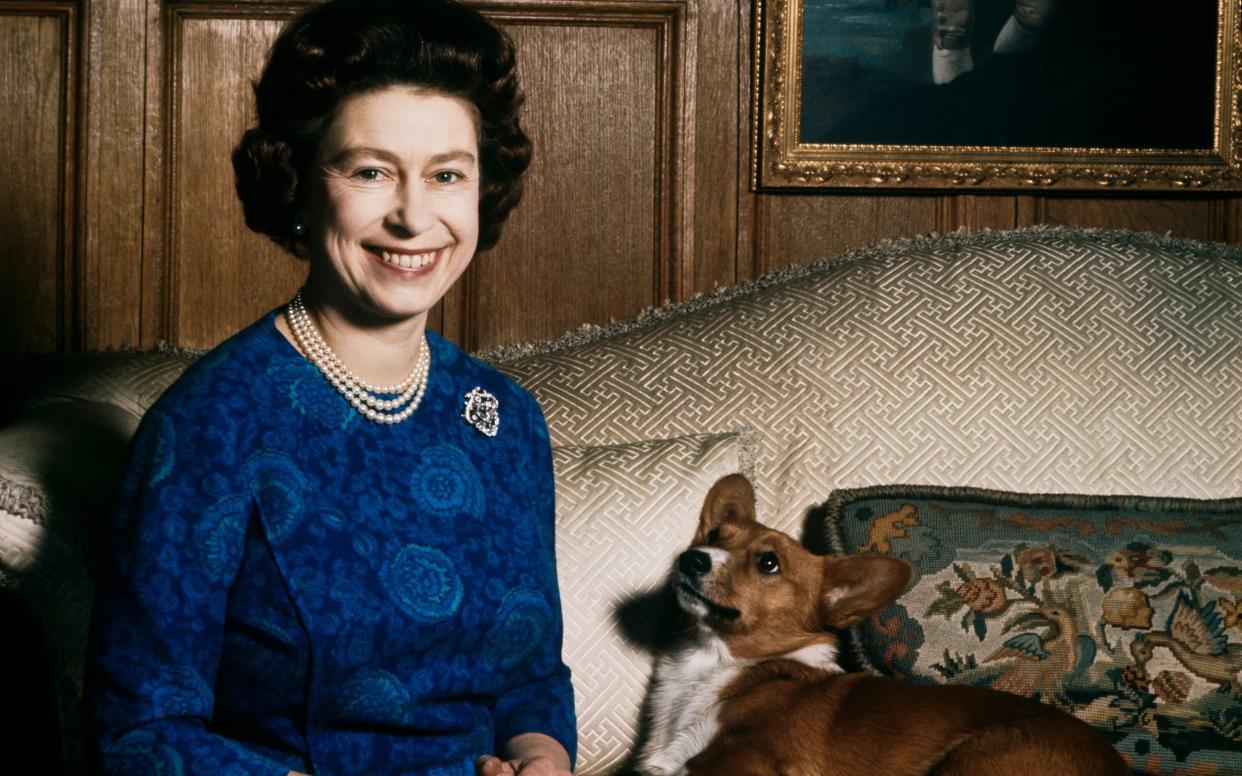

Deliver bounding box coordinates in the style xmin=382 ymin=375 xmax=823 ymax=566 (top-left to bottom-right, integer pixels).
xmin=936 ymin=195 xmax=1018 ymax=234
xmin=169 ymin=11 xmax=304 ymax=348
xmin=1228 ymin=197 xmax=1242 ymax=244
xmin=754 ymin=194 xmax=940 ymax=274
xmin=450 ymin=2 xmax=689 ymax=351
xmin=1034 ymin=196 xmax=1224 ymax=242
xmin=686 ymin=0 xmax=738 ymax=295
xmin=81 ymin=0 xmax=145 ymax=349
xmin=0 ymin=6 xmax=73 ymax=355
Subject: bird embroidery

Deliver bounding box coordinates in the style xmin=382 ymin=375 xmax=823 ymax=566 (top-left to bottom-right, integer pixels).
xmin=985 ymin=603 xmax=1096 ymax=703
xmin=1129 ymin=591 xmax=1242 ymax=688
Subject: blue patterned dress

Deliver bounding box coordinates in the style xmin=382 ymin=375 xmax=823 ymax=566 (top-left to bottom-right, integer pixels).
xmin=85 ymin=310 xmax=577 ymax=776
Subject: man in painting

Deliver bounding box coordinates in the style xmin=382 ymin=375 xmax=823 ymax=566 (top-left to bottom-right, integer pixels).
xmin=931 ymin=0 xmax=1058 ymax=84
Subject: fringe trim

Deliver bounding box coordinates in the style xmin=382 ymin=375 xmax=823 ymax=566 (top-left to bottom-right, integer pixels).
xmin=0 ymin=477 xmax=49 ymax=526
xmin=736 ymin=425 xmax=758 ymax=484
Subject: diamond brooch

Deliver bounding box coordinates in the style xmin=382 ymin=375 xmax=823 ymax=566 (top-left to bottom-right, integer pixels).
xmin=462 ymin=387 xmax=500 ymax=437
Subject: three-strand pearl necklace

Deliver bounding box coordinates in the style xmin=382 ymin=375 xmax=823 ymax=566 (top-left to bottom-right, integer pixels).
xmin=286 ymin=290 xmax=430 ymax=424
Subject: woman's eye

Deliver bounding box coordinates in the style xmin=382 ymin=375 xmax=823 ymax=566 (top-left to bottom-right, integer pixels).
xmin=432 ymin=170 xmax=461 ymax=184
xmin=756 ymin=552 xmax=780 ymax=575
xmin=353 ymin=168 xmax=384 ymax=182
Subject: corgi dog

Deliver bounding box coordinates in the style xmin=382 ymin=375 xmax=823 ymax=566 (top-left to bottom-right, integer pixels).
xmin=633 ymin=474 xmax=1129 ymax=776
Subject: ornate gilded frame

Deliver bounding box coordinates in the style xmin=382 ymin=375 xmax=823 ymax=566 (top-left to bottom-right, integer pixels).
xmin=753 ymin=0 xmax=1242 ymax=191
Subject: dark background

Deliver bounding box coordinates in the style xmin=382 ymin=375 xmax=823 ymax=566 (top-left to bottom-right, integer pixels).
xmin=800 ymin=0 xmax=1219 ymax=149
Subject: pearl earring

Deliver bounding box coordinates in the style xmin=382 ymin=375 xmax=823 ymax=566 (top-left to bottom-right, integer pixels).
xmin=292 ymin=221 xmax=306 ymax=236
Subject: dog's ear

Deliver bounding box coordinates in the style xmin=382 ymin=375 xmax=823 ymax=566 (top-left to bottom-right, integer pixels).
xmin=818 ymin=556 xmax=913 ymax=630
xmin=693 ymin=474 xmax=757 ymax=542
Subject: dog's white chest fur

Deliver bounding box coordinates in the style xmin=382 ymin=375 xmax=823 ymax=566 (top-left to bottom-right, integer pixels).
xmin=634 ymin=632 xmax=742 ymax=776
xmin=634 ymin=638 xmax=842 ymax=776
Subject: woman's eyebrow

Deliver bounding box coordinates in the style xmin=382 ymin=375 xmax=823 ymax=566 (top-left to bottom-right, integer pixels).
xmin=327 ymin=147 xmax=477 ymax=167
xmin=327 ymin=146 xmax=402 ymax=166
xmin=427 ymin=150 xmax=478 ymax=167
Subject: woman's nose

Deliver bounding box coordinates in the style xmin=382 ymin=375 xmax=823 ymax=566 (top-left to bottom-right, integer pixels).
xmin=387 ymin=183 xmax=434 ymax=235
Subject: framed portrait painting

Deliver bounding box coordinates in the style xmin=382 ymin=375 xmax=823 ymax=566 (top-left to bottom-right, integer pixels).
xmin=753 ymin=0 xmax=1242 ymax=191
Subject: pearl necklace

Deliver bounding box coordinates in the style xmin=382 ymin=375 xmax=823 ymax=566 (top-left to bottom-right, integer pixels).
xmin=285 ymin=290 xmax=430 ymax=424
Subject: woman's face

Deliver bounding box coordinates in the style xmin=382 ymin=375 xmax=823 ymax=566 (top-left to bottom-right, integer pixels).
xmin=305 ymin=86 xmax=481 ymax=328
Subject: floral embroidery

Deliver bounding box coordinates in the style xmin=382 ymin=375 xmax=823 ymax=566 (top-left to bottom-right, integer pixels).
xmin=336 ymin=669 xmax=414 ymax=724
xmin=827 ymin=487 xmax=1242 ymax=774
xmin=383 ymin=543 xmax=464 ymax=622
xmin=410 ymin=445 xmax=485 ymax=518
xmin=487 ymin=588 xmax=552 ymax=670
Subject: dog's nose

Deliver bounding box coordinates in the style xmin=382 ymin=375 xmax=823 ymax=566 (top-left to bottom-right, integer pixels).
xmin=678 ymin=550 xmax=711 ymax=577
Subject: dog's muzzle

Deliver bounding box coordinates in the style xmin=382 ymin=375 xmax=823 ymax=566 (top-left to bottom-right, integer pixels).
xmin=675 ymin=549 xmax=740 ymax=621
xmin=678 ymin=549 xmax=712 ymax=577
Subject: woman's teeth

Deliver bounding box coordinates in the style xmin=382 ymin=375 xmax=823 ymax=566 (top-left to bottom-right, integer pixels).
xmin=380 ymin=250 xmax=435 ymax=269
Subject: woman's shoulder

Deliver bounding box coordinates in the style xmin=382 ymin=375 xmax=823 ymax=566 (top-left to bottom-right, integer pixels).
xmin=427 ymin=331 xmax=540 ymax=417
xmin=149 ymin=309 xmax=293 ymax=420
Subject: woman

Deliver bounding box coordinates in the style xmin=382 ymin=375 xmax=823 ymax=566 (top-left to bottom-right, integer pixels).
xmin=84 ymin=1 xmax=576 ymax=774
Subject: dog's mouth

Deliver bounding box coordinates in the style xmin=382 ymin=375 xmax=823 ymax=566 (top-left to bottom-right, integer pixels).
xmin=677 ymin=581 xmax=741 ymax=622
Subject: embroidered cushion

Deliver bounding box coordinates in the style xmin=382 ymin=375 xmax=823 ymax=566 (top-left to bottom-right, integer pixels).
xmin=552 ymin=429 xmax=755 ymax=774
xmin=824 ymin=486 xmax=1242 ymax=776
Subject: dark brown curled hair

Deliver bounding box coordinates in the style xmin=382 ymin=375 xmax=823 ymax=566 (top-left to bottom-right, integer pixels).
xmin=232 ymin=0 xmax=532 ymax=256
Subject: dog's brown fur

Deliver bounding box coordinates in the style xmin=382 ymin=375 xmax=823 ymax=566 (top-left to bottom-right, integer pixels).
xmin=643 ymin=474 xmax=1129 ymax=776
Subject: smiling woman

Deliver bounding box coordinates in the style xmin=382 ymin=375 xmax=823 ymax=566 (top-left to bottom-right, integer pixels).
xmin=297 ymin=88 xmax=482 ymax=385
xmin=83 ymin=1 xmax=577 ymax=775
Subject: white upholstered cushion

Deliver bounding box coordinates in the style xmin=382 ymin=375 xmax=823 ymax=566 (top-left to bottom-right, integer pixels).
xmin=552 ymin=429 xmax=754 ymax=774
xmin=494 ymin=228 xmax=1242 ymax=541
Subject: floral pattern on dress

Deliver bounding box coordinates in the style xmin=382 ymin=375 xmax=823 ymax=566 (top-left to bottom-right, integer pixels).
xmin=488 ymin=588 xmax=553 ymax=670
xmin=99 ymin=730 xmax=184 ymax=776
xmin=410 ymin=444 xmax=485 ymax=518
xmin=196 ymin=495 xmax=249 ymax=576
xmin=335 ymin=668 xmax=415 ymax=725
xmin=243 ymin=451 xmax=307 ymax=541
xmin=383 ymin=543 xmax=464 ymax=622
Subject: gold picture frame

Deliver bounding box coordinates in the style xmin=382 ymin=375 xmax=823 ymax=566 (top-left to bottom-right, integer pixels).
xmin=754 ymin=0 xmax=1242 ymax=191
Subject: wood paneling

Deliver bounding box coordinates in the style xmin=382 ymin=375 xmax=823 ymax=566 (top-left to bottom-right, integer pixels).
xmin=1036 ymin=196 xmax=1223 ymax=242
xmin=81 ymin=0 xmax=144 ymax=349
xmin=5 ymin=0 xmax=1242 ymax=356
xmin=754 ymin=194 xmax=940 ymax=273
xmin=1228 ymin=197 xmax=1242 ymax=244
xmin=936 ymin=195 xmax=1018 ymax=234
xmin=449 ymin=2 xmax=690 ymax=351
xmin=686 ymin=0 xmax=736 ymax=295
xmin=0 ymin=6 xmax=74 ymax=355
xmin=168 ymin=10 xmax=302 ymax=348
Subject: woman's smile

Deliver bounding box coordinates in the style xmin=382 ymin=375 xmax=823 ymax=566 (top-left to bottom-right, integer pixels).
xmin=369 ymin=244 xmax=446 ymax=272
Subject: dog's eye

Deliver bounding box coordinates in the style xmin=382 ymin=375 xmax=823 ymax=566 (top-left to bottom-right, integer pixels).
xmin=756 ymin=552 xmax=780 ymax=575
xmin=705 ymin=528 xmax=720 ymax=545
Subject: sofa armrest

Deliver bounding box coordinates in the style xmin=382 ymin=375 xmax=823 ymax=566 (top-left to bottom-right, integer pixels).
xmin=0 ymin=399 xmax=140 ymax=774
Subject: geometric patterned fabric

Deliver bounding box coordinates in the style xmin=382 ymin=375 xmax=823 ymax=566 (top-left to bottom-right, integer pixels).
xmin=491 ymin=228 xmax=1242 ymax=541
xmin=825 ymin=486 xmax=1242 ymax=776
xmin=552 ymin=430 xmax=753 ymax=774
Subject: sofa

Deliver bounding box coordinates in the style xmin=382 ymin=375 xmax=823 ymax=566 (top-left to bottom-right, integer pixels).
xmin=3 ymin=226 xmax=1241 ymax=775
